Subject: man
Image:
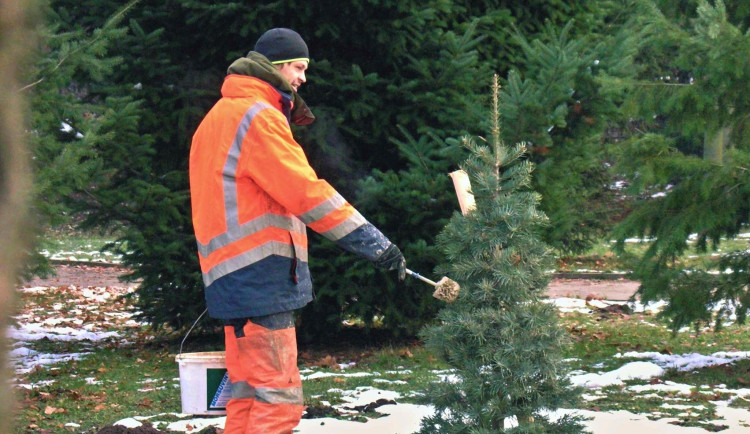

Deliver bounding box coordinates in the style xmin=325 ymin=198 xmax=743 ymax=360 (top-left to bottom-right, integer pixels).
xmin=189 ymin=28 xmax=406 ymax=433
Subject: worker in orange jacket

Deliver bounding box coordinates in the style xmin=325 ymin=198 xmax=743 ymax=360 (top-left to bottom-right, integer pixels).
xmin=189 ymin=28 xmax=406 ymax=433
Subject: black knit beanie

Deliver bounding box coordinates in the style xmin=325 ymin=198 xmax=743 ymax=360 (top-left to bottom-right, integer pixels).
xmin=253 ymin=28 xmax=309 ymax=64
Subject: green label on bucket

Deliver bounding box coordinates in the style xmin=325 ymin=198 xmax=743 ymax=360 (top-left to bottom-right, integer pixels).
xmin=207 ymin=368 xmax=231 ymax=410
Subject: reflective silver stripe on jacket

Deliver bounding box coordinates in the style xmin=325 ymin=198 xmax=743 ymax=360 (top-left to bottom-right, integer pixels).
xmin=230 ymin=381 xmax=304 ymax=405
xmin=223 ymin=102 xmax=273 ymax=228
xmin=197 ymin=213 xmax=306 ymax=257
xmin=202 ymin=240 xmax=308 ymax=287
xmin=298 ymin=193 xmax=347 ymax=224
xmin=298 ymin=193 xmax=366 ymax=241
xmin=321 ymin=212 xmax=367 ymax=241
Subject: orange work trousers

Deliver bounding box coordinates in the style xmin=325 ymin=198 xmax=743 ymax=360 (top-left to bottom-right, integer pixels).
xmin=223 ymin=315 xmax=304 ymax=434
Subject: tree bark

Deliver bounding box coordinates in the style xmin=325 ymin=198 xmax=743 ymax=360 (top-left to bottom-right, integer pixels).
xmin=0 ymin=1 xmax=33 ymax=432
xmin=704 ymin=126 xmax=730 ymax=164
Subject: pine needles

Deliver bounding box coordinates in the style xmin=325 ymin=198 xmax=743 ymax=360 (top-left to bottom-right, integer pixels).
xmin=418 ymin=75 xmax=584 ymax=433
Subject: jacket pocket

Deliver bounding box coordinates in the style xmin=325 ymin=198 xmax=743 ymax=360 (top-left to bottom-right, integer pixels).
xmin=288 ymin=232 xmax=298 ymax=284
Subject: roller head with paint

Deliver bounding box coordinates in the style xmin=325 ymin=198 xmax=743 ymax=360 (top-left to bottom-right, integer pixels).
xmin=432 ymin=276 xmax=460 ymax=302
xmin=406 ymin=269 xmax=460 ymax=302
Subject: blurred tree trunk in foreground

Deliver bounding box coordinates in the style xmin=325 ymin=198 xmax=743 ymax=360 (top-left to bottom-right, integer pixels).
xmin=0 ymin=0 xmax=34 ymax=432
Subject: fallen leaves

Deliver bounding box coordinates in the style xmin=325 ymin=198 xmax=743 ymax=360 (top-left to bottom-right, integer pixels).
xmin=316 ymin=355 xmax=339 ymax=369
xmin=43 ymin=406 xmax=66 ymax=415
xmin=82 ymin=392 xmax=107 ymax=403
xmin=569 ymin=324 xmax=610 ymax=341
xmin=398 ymin=349 xmax=414 ymax=358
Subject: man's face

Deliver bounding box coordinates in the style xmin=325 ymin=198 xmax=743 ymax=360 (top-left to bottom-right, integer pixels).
xmin=276 ymin=60 xmax=308 ymax=92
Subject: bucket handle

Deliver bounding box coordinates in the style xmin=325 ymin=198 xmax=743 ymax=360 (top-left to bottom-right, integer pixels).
xmin=179 ymin=308 xmax=208 ymax=355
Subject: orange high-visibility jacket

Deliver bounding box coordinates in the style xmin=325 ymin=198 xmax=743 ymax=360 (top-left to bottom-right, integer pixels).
xmin=190 ymin=74 xmax=391 ymax=319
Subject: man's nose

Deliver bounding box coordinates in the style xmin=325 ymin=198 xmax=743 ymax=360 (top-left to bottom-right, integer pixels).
xmin=299 ymin=72 xmax=306 ymax=83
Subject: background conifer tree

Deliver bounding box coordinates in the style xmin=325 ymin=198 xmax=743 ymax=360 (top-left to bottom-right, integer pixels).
xmin=419 ymin=76 xmax=583 ymax=432
xmin=37 ymin=0 xmax=610 ymax=337
xmin=21 ymin=1 xmax=135 ymax=279
xmin=499 ymin=18 xmax=634 ymax=254
xmin=612 ymin=0 xmax=750 ymax=332
xmin=299 ymin=18 xmax=492 ymax=340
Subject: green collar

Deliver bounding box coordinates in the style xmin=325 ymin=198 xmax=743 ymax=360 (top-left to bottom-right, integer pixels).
xmin=227 ymin=52 xmax=315 ymax=126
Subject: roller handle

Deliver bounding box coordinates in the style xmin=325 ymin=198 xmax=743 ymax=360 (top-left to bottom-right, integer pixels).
xmin=406 ymin=268 xmax=437 ymax=287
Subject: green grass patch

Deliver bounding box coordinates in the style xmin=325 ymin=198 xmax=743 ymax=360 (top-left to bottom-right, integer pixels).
xmin=663 ymin=358 xmax=750 ymax=389
xmin=556 ymin=234 xmax=750 ymax=273
xmin=561 ymin=310 xmax=750 ymax=430
xmin=562 ymin=310 xmax=750 ymax=366
xmin=730 ymin=397 xmax=750 ymax=410
xmin=43 ymin=230 xmax=123 ymax=263
xmin=15 ymin=343 xmax=182 ymax=433
xmin=300 ymin=344 xmax=450 ymax=412
xmin=14 ymin=312 xmax=750 ymax=432
xmin=14 ymin=228 xmax=750 ymax=431
xmin=586 ymin=383 xmax=727 ymax=430
xmin=15 ymin=334 xmax=452 ymax=431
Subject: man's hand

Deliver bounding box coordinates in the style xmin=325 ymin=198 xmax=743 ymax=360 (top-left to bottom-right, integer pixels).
xmin=374 ymin=244 xmax=406 ymax=281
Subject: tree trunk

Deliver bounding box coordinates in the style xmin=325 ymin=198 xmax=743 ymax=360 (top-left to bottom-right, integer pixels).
xmin=0 ymin=1 xmax=33 ymax=432
xmin=703 ymin=126 xmax=731 ymax=164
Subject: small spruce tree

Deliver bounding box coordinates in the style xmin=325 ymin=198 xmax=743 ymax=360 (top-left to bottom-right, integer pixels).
xmin=419 ymin=75 xmax=584 ymax=433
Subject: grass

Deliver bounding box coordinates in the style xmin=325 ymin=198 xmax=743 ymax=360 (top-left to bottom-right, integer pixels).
xmin=664 ymin=358 xmax=750 ymax=389
xmin=13 ymin=330 xmax=450 ymax=431
xmin=562 ymin=308 xmax=750 ymax=431
xmin=564 ymin=310 xmax=750 ymax=363
xmin=13 ymin=230 xmax=750 ymax=432
xmin=17 ymin=347 xmax=181 ymax=431
xmin=12 ymin=282 xmax=750 ymax=433
xmin=301 ymin=344 xmax=451 ymax=409
xmin=556 ymin=234 xmax=750 ymax=274
xmin=42 ymin=227 xmax=124 ymax=263
xmin=586 ymin=385 xmax=729 ymax=431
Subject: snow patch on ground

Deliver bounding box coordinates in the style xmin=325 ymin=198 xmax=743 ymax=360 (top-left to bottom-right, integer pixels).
xmin=616 ymin=350 xmax=750 ymax=371
xmin=570 ymin=361 xmax=665 ymax=388
xmin=7 ymin=323 xmax=120 ymax=342
xmin=10 ymin=346 xmax=91 ymax=375
xmin=549 ymin=297 xmax=667 ymax=314
xmin=297 ymin=402 xmax=434 ymax=433
xmin=301 ymin=371 xmax=379 ymax=381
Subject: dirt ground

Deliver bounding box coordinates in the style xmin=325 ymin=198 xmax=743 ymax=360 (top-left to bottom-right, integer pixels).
xmin=546 ymin=277 xmax=639 ymax=301
xmin=25 ymin=263 xmax=136 ymax=288
xmin=24 ymin=264 xmax=640 ymax=301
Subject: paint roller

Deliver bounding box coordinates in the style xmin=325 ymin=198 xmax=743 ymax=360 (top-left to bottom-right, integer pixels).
xmin=406 ymin=269 xmax=460 ymax=302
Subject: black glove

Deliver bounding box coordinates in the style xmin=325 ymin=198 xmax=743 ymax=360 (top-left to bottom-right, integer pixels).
xmin=374 ymin=244 xmax=406 ymax=281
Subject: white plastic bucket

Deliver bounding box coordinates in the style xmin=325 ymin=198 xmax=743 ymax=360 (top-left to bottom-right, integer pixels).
xmin=175 ymin=351 xmax=231 ymax=415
